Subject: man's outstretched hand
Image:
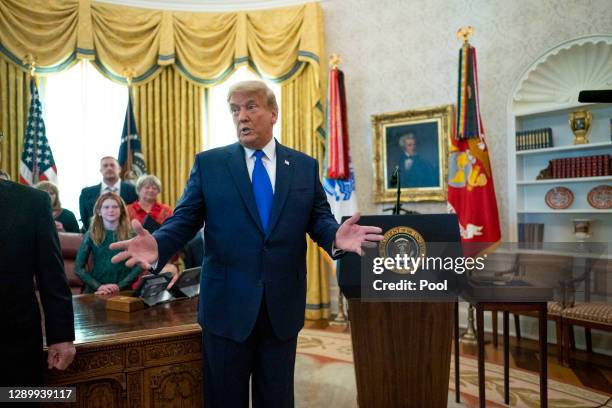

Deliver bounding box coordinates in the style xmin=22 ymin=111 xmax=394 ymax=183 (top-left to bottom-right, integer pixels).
xmin=110 ymin=219 xmax=159 ymax=270
xmin=334 ymin=212 xmax=384 ymax=256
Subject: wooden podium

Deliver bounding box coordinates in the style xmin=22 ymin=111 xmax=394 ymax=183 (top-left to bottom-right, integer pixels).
xmin=348 ymin=301 xmax=454 ymax=407
xmin=338 ymin=214 xmax=461 ymax=408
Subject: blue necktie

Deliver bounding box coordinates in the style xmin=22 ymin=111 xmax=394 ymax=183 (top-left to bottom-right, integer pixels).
xmin=252 ymin=150 xmax=273 ymax=232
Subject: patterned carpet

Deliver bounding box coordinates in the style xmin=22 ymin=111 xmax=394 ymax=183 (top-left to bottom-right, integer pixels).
xmin=295 ymin=329 xmax=612 ymax=408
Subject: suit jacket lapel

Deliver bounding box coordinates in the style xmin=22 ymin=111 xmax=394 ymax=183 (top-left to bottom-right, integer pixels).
xmin=91 ymin=183 xmax=101 ymax=203
xmin=0 ymin=181 xmax=19 ymax=250
xmin=227 ymin=143 xmax=265 ymax=234
xmin=267 ymin=143 xmax=293 ymax=238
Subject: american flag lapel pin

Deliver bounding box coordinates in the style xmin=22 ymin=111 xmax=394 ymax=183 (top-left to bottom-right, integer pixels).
xmin=284 ymin=160 xmax=290 ymax=166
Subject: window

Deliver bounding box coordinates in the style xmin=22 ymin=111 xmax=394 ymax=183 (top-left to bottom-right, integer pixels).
xmin=42 ymin=61 xmax=127 ymax=225
xmin=205 ymin=66 xmax=281 ymax=150
xmin=41 ymin=63 xmax=280 ymax=225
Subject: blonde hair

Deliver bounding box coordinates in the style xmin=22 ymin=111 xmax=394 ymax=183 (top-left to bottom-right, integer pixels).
xmin=136 ymin=174 xmax=162 ymax=194
xmin=35 ymin=180 xmax=61 ymax=209
xmin=90 ymin=192 xmax=131 ymax=245
xmin=227 ymin=80 xmax=278 ymax=113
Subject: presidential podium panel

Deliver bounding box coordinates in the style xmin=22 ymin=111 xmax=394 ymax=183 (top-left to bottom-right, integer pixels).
xmin=338 ymin=214 xmax=462 ymax=408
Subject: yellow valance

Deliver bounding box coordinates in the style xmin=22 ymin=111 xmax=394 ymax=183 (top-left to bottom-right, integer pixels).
xmin=0 ymin=0 xmax=324 ymax=86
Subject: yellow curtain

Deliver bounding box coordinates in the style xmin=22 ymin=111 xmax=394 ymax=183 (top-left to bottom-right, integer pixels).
xmin=0 ymin=59 xmax=29 ymax=180
xmin=132 ymin=65 xmax=202 ymax=206
xmin=0 ymin=1 xmax=323 ymax=85
xmin=281 ymin=63 xmax=331 ymax=320
xmin=0 ymin=0 xmax=79 ymax=70
xmin=0 ymin=0 xmax=329 ymax=321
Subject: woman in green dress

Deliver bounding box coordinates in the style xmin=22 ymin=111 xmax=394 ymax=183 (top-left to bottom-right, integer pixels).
xmin=75 ymin=192 xmax=141 ymax=295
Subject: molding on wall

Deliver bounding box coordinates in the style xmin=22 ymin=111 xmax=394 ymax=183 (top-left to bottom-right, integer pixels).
xmin=512 ymin=35 xmax=612 ymax=116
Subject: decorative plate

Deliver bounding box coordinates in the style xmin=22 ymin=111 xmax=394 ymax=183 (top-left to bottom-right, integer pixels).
xmin=545 ymin=187 xmax=574 ymax=209
xmin=587 ymin=185 xmax=612 ymax=209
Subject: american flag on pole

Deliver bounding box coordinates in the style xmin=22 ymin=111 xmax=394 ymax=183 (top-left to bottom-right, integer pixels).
xmin=19 ymin=77 xmax=57 ymax=186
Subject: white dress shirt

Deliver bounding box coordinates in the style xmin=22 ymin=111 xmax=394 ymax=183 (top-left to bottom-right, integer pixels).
xmin=152 ymin=137 xmax=342 ymax=269
xmin=100 ymin=180 xmax=121 ymax=195
xmin=243 ymin=137 xmax=276 ymax=192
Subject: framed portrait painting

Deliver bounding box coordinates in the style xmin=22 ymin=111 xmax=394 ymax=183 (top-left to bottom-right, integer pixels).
xmin=372 ymin=104 xmax=453 ymax=203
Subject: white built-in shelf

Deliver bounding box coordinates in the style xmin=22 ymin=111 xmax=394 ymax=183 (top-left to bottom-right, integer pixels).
xmin=517 ymin=176 xmax=612 ymax=185
xmin=518 ymin=209 xmax=612 ymax=214
xmin=516 ymin=141 xmax=612 ymax=156
xmin=509 ymin=36 xmax=612 ymax=244
xmin=513 ymin=102 xmax=602 ymax=118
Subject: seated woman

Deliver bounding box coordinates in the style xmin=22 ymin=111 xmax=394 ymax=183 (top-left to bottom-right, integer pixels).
xmin=35 ymin=181 xmax=80 ymax=233
xmin=127 ymin=174 xmax=173 ymax=230
xmin=75 ymin=192 xmax=141 ymax=295
xmin=127 ymin=174 xmax=178 ymax=286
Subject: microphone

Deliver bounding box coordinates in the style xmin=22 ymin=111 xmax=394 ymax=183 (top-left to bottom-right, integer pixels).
xmin=393 ymin=166 xmax=401 ymax=215
xmin=390 ymin=166 xmax=399 ymax=187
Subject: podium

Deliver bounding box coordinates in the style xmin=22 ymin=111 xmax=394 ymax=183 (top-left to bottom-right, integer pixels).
xmin=338 ymin=214 xmax=462 ymax=408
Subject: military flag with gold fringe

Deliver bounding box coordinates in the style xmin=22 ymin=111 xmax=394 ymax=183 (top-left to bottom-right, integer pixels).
xmin=323 ymin=64 xmax=358 ymax=223
xmin=447 ymin=42 xmax=501 ymax=251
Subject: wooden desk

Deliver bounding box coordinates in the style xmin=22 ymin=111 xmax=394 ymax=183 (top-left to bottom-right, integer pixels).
xmin=44 ymin=294 xmax=202 ymax=407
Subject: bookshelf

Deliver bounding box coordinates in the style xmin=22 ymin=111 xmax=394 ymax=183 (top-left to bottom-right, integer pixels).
xmin=515 ymin=141 xmax=612 ymax=156
xmin=516 ymin=176 xmax=612 ymax=185
xmin=508 ymin=36 xmax=612 ymax=244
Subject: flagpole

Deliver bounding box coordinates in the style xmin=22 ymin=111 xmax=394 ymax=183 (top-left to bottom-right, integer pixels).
xmin=455 ymin=26 xmax=479 ymax=346
xmin=124 ymin=69 xmax=134 ymax=181
xmin=328 ymin=53 xmax=349 ymax=328
xmin=0 ymin=131 xmax=4 ymax=169
xmin=26 ymin=54 xmax=39 ymax=184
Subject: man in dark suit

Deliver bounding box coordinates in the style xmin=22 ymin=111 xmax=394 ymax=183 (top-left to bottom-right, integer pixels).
xmin=111 ymin=81 xmax=382 ymax=407
xmin=398 ymin=133 xmax=438 ymax=188
xmin=0 ymin=179 xmax=76 ymax=386
xmin=181 ymin=228 xmax=204 ymax=270
xmin=79 ymin=156 xmax=138 ymax=231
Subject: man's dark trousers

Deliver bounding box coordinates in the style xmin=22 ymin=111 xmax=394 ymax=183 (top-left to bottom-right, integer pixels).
xmin=202 ymin=295 xmax=296 ymax=408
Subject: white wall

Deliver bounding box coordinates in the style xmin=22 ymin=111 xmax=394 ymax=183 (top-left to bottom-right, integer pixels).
xmin=322 ymin=0 xmax=612 ymax=239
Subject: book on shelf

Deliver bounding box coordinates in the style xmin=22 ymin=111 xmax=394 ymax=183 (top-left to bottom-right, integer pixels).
xmin=518 ymin=223 xmax=544 ymax=248
xmin=549 ymin=154 xmax=611 ymax=179
xmin=516 ymin=127 xmax=553 ymax=151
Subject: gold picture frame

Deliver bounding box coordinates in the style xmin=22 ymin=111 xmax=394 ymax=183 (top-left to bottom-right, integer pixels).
xmin=372 ymin=104 xmax=453 ymax=203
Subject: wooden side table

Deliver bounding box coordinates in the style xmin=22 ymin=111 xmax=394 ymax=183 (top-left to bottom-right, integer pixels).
xmin=455 ymin=301 xmax=548 ymax=408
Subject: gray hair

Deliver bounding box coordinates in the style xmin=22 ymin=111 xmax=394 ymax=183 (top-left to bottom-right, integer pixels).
xmin=0 ymin=169 xmax=9 ymax=181
xmin=136 ymin=174 xmax=162 ymax=193
xmin=398 ymin=133 xmax=416 ymax=148
xmin=227 ymin=80 xmax=278 ymax=113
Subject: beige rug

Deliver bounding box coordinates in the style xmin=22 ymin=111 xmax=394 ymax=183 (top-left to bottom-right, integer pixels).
xmin=295 ymin=329 xmax=612 ymax=408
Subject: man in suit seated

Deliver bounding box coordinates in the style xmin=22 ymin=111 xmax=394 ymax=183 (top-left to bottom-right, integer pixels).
xmin=79 ymin=156 xmax=137 ymax=231
xmin=181 ymin=228 xmax=204 ymax=270
xmin=111 ymin=81 xmax=383 ymax=408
